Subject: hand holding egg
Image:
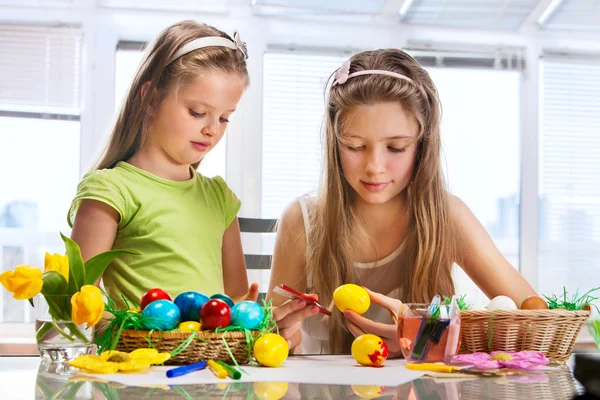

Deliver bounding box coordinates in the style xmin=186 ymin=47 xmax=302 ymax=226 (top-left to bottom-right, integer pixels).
xmin=333 ymin=284 xmax=370 ymax=314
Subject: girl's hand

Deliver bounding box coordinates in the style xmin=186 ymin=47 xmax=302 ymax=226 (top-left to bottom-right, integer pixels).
xmin=233 ymin=282 xmax=260 ymax=303
xmin=272 ymin=294 xmax=320 ymax=351
xmin=343 ymin=287 xmax=403 ymax=355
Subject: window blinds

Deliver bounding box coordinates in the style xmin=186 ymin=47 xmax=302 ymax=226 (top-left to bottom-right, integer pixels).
xmin=0 ymin=24 xmax=82 ymax=113
xmin=539 ymin=54 xmax=600 ymax=295
xmin=261 ymin=52 xmax=346 ymax=217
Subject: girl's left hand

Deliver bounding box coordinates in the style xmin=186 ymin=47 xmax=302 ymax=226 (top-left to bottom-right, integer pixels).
xmin=233 ymin=282 xmax=260 ymax=303
xmin=343 ymin=287 xmax=403 ymax=355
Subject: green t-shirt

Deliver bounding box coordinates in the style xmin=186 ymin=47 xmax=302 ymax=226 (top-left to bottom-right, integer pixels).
xmin=68 ymin=161 xmax=241 ymax=308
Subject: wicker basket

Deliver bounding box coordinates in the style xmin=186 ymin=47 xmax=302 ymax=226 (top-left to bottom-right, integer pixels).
xmin=459 ymin=309 xmax=590 ymax=363
xmin=115 ymin=330 xmax=259 ymax=365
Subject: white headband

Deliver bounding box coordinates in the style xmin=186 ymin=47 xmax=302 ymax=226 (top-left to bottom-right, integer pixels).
xmin=167 ymin=30 xmax=248 ymax=64
xmin=332 ymin=60 xmax=416 ymax=86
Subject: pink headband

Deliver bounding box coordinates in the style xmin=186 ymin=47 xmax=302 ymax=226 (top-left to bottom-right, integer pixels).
xmin=332 ymin=60 xmax=416 ymax=86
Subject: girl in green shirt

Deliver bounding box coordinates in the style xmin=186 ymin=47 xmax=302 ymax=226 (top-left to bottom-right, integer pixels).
xmin=69 ymin=21 xmax=257 ymax=308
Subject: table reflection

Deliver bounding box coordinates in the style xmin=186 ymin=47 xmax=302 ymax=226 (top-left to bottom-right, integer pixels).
xmin=34 ymin=362 xmax=579 ymax=400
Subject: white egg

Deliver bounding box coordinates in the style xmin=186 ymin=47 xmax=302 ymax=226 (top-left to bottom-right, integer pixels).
xmin=486 ymin=295 xmax=518 ymax=311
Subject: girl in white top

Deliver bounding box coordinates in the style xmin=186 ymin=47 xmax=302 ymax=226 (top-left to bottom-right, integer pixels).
xmin=267 ymin=49 xmax=537 ymax=356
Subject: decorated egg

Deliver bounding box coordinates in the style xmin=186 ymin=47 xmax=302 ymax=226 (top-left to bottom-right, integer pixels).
xmin=140 ymin=288 xmax=172 ymax=310
xmin=520 ymin=295 xmax=549 ymax=310
xmin=178 ymin=321 xmax=201 ymax=332
xmin=142 ymin=300 xmax=180 ymax=330
xmin=210 ymin=293 xmax=235 ymax=308
xmin=351 ymin=385 xmax=387 ymax=399
xmin=487 ymin=295 xmax=518 ymax=311
xmin=333 ymin=284 xmax=370 ymax=314
xmin=253 ymin=382 xmax=289 ymax=400
xmin=231 ymin=301 xmax=264 ymax=330
xmin=174 ymin=291 xmax=210 ymax=321
xmin=351 ymin=334 xmax=388 ymax=366
xmin=200 ymin=299 xmax=231 ymax=330
xmin=253 ymin=333 xmax=289 ymax=367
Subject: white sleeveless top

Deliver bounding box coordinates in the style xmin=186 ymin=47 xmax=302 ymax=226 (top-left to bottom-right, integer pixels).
xmin=298 ymin=196 xmax=406 ymax=354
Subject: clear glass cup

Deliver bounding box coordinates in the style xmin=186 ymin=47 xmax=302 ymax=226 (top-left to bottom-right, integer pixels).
xmin=397 ymin=303 xmax=462 ymax=363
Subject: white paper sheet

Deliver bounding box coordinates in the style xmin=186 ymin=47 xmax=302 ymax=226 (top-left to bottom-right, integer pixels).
xmin=84 ymin=355 xmax=424 ymax=387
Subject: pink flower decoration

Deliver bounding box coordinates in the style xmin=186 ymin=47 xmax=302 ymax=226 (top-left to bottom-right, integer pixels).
xmin=452 ymin=351 xmax=549 ymax=370
xmin=333 ymin=60 xmax=351 ymax=86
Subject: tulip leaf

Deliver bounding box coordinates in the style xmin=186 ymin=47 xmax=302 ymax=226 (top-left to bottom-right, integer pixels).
xmin=41 ymin=271 xmax=68 ymax=295
xmin=84 ymin=249 xmax=138 ymax=286
xmin=61 ymin=233 xmax=86 ymax=295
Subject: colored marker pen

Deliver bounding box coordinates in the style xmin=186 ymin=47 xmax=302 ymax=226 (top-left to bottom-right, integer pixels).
xmin=166 ymin=361 xmax=207 ymax=378
xmin=207 ymin=360 xmax=228 ymax=379
xmin=216 ymin=360 xmax=241 ymax=380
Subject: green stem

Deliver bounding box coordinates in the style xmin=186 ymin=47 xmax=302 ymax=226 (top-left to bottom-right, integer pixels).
xmin=36 ymin=322 xmax=56 ymax=342
xmin=64 ymin=322 xmax=90 ymax=343
xmin=51 ymin=321 xmax=75 ymax=343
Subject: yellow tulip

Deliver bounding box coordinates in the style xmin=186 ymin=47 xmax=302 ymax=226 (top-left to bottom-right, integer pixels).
xmin=0 ymin=265 xmax=43 ymax=300
xmin=71 ymin=285 xmax=105 ymax=327
xmin=44 ymin=252 xmax=69 ymax=282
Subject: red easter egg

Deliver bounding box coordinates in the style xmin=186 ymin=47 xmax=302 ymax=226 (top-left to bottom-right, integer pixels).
xmin=140 ymin=288 xmax=172 ymax=310
xmin=201 ymin=299 xmax=232 ymax=330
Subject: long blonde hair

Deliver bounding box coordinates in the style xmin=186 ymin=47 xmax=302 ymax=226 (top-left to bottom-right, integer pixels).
xmin=307 ymin=49 xmax=458 ymax=353
xmin=93 ymin=20 xmax=249 ymax=171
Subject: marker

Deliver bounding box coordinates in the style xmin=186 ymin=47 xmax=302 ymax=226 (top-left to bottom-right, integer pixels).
xmin=405 ymin=363 xmax=461 ymax=373
xmin=207 ymin=360 xmax=227 ymax=379
xmin=216 ymin=360 xmax=241 ymax=380
xmin=166 ymin=361 xmax=207 ymax=378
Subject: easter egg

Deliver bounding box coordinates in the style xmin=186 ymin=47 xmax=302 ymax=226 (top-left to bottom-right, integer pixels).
xmin=253 ymin=382 xmax=289 ymax=400
xmin=487 ymin=295 xmax=518 ymax=311
xmin=520 ymin=295 xmax=549 ymax=310
xmin=174 ymin=291 xmax=210 ymax=321
xmin=142 ymin=300 xmax=180 ymax=330
xmin=140 ymin=288 xmax=172 ymax=310
xmin=351 ymin=334 xmax=388 ymax=366
xmin=178 ymin=321 xmax=201 ymax=332
xmin=231 ymin=301 xmax=264 ymax=330
xmin=253 ymin=333 xmax=289 ymax=367
xmin=333 ymin=284 xmax=370 ymax=314
xmin=351 ymin=385 xmax=387 ymax=399
xmin=210 ymin=293 xmax=235 ymax=308
xmin=200 ymin=299 xmax=231 ymax=330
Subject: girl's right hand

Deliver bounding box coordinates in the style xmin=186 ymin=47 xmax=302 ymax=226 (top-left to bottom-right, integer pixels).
xmin=272 ymin=295 xmax=320 ymax=351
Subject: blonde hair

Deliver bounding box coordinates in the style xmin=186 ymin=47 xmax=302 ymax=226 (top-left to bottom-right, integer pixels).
xmin=307 ymin=49 xmax=458 ymax=353
xmin=93 ymin=20 xmax=249 ymax=171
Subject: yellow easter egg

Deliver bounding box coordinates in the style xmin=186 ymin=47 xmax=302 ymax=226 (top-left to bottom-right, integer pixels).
xmin=333 ymin=284 xmax=370 ymax=314
xmin=253 ymin=382 xmax=289 ymax=400
xmin=253 ymin=333 xmax=289 ymax=367
xmin=178 ymin=321 xmax=201 ymax=332
xmin=352 ymin=385 xmax=387 ymax=399
xmin=351 ymin=334 xmax=389 ymax=366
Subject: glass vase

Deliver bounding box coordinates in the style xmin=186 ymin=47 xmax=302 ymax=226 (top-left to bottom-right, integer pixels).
xmin=34 ymin=295 xmax=93 ymax=367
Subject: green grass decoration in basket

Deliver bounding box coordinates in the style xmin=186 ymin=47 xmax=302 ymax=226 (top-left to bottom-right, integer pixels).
xmin=95 ymin=293 xmax=278 ymax=366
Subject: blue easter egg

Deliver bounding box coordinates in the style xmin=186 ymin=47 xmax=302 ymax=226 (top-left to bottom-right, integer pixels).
xmin=211 ymin=293 xmax=234 ymax=308
xmin=142 ymin=300 xmax=181 ymax=330
xmin=174 ymin=291 xmax=210 ymax=322
xmin=231 ymin=301 xmax=264 ymax=330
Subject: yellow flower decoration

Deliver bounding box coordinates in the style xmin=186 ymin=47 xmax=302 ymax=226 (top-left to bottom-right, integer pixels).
xmin=44 ymin=252 xmax=69 ymax=282
xmin=69 ymin=349 xmax=171 ymax=374
xmin=0 ymin=265 xmax=43 ymax=300
xmin=71 ymin=285 xmax=105 ymax=327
